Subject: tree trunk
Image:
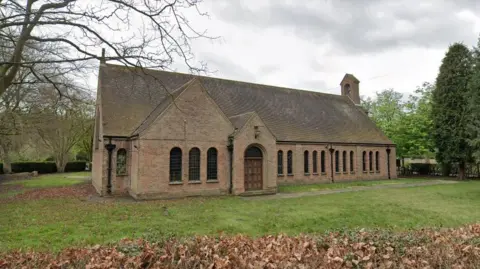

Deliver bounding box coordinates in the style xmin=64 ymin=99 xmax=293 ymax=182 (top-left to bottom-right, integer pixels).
xmin=458 ymin=162 xmax=466 ymax=180
xmin=441 ymin=163 xmax=451 ymax=177
xmin=55 ymin=154 xmax=68 ymax=173
xmin=401 ymin=157 xmax=405 ymax=176
xmin=3 ymin=159 xmax=12 ymax=174
xmin=0 ymin=146 xmax=12 ymax=174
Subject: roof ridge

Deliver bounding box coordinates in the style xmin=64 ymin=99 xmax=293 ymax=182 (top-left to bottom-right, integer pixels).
xmin=104 ymin=63 xmax=343 ymax=98
xmin=229 ymin=111 xmax=255 ymax=119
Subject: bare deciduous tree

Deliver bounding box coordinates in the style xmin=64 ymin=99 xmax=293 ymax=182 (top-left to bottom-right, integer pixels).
xmin=0 ymin=67 xmax=33 ymax=172
xmin=31 ymin=88 xmax=93 ymax=172
xmin=0 ymin=0 xmax=211 ymax=96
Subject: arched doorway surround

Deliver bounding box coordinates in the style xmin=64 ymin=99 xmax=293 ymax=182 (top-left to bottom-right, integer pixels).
xmin=244 ymin=145 xmax=263 ymax=191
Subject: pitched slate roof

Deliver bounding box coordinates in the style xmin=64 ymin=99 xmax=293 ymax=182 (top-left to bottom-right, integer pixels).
xmin=342 ymin=73 xmax=360 ymax=83
xmin=99 ymin=63 xmax=393 ymax=144
xmin=228 ymin=112 xmax=255 ymax=131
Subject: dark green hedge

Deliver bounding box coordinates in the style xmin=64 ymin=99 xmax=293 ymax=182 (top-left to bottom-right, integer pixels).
xmin=0 ymin=161 xmax=87 ymax=174
xmin=409 ymin=163 xmax=433 ymax=175
xmin=65 ymin=162 xmax=87 ymax=172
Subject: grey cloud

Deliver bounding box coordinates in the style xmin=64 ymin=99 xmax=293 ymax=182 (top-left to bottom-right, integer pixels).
xmin=291 ymin=78 xmax=331 ymax=93
xmin=213 ymin=0 xmax=480 ymax=54
xmin=200 ymin=52 xmax=257 ymax=82
xmin=257 ymin=64 xmax=279 ymax=75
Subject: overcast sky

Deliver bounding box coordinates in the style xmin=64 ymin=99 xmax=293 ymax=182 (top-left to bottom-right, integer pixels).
xmin=175 ymin=0 xmax=480 ymax=98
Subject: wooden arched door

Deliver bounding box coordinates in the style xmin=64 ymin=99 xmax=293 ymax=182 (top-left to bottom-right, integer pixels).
xmin=244 ymin=146 xmax=263 ymax=191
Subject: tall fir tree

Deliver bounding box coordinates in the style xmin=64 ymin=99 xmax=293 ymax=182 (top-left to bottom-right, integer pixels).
xmin=432 ymin=43 xmax=472 ymax=179
xmin=468 ymin=37 xmax=480 ymax=163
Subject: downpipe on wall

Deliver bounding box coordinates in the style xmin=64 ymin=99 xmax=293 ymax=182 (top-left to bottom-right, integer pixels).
xmin=227 ymin=135 xmax=234 ymax=194
xmin=328 ymin=145 xmax=335 ymax=183
xmin=386 ymin=147 xmax=391 ymax=180
xmin=104 ymin=137 xmax=117 ymax=195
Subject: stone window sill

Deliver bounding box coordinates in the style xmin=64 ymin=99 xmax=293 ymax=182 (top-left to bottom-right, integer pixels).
xmin=376 ymin=171 xmax=380 ymax=173
xmin=335 ymin=172 xmax=341 ymax=174
xmin=350 ymin=171 xmax=355 ymax=174
xmin=206 ymin=180 xmax=219 ymax=183
xmin=363 ymin=171 xmax=368 ymax=173
xmin=321 ymin=172 xmax=327 ymax=175
xmin=188 ymin=180 xmax=202 ymax=184
xmin=117 ymin=174 xmax=128 ymax=177
xmin=278 ymin=174 xmax=285 ymax=177
xmin=369 ymin=171 xmax=374 ymax=174
xmin=304 ymin=173 xmax=310 ymax=176
xmin=312 ymin=173 xmax=319 ymax=175
xmin=169 ymin=181 xmax=183 ymax=185
xmin=287 ymin=174 xmax=294 ymax=177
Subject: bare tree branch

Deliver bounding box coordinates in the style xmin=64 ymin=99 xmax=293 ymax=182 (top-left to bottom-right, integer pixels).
xmin=0 ymin=0 xmax=215 ymax=96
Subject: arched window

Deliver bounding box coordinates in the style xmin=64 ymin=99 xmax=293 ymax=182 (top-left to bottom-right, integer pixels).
xmin=321 ymin=151 xmax=326 ymax=173
xmin=170 ymin=147 xmax=182 ymax=182
xmin=304 ymin=150 xmax=309 ymax=174
xmin=342 ymin=151 xmax=347 ymax=172
xmin=116 ymin=148 xmax=127 ymax=175
xmin=207 ymin=148 xmax=218 ymax=181
xmin=277 ymin=150 xmax=283 ymax=175
xmin=189 ymin=148 xmax=200 ymax=181
xmin=362 ymin=151 xmax=367 ymax=171
xmin=335 ymin=151 xmax=339 ymax=172
xmin=287 ymin=150 xmax=293 ymax=175
xmin=313 ymin=151 xmax=318 ymax=173
xmin=344 ymin=83 xmax=351 ymax=95
xmin=369 ymin=151 xmax=373 ymax=171
xmin=350 ymin=151 xmax=354 ymax=172
xmin=375 ymin=151 xmax=380 ymax=172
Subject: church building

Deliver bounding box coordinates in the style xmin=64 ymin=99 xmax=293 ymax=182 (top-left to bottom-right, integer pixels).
xmin=92 ymin=62 xmax=397 ymax=199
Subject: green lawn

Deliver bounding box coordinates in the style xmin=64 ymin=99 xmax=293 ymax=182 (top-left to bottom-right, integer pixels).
xmin=1 ymin=180 xmax=479 ymax=252
xmin=3 ymin=172 xmax=90 ymax=188
xmin=278 ymin=178 xmax=434 ymax=193
xmin=0 ymin=172 xmax=90 ymax=198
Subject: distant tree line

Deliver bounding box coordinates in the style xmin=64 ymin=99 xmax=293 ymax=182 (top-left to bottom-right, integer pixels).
xmin=364 ymin=36 xmax=480 ymax=180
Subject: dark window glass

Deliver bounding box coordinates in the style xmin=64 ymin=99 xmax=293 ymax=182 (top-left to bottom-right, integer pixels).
xmin=350 ymin=151 xmax=354 ymax=172
xmin=313 ymin=151 xmax=318 ymax=173
xmin=376 ymin=151 xmax=380 ymax=171
xmin=321 ymin=151 xmax=326 ymax=173
xmin=245 ymin=147 xmax=262 ymax=158
xmin=304 ymin=151 xmax=309 ymax=174
xmin=277 ymin=150 xmax=283 ymax=175
xmin=116 ymin=148 xmax=127 ymax=175
xmin=342 ymin=151 xmax=347 ymax=172
xmin=287 ymin=150 xmax=293 ymax=174
xmin=207 ymin=148 xmax=218 ymax=180
xmin=189 ymin=148 xmax=200 ymax=181
xmin=170 ymin=147 xmax=182 ymax=182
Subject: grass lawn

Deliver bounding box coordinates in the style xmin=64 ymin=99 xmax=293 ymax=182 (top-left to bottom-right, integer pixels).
xmin=278 ymin=178 xmax=434 ymax=193
xmin=1 ymin=178 xmax=479 ymax=252
xmin=0 ymin=172 xmax=90 ymax=198
xmin=4 ymin=174 xmax=88 ymax=188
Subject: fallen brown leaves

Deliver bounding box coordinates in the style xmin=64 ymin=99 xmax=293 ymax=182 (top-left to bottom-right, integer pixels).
xmin=1 ymin=183 xmax=96 ymax=201
xmin=1 ymin=224 xmax=479 ymax=269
